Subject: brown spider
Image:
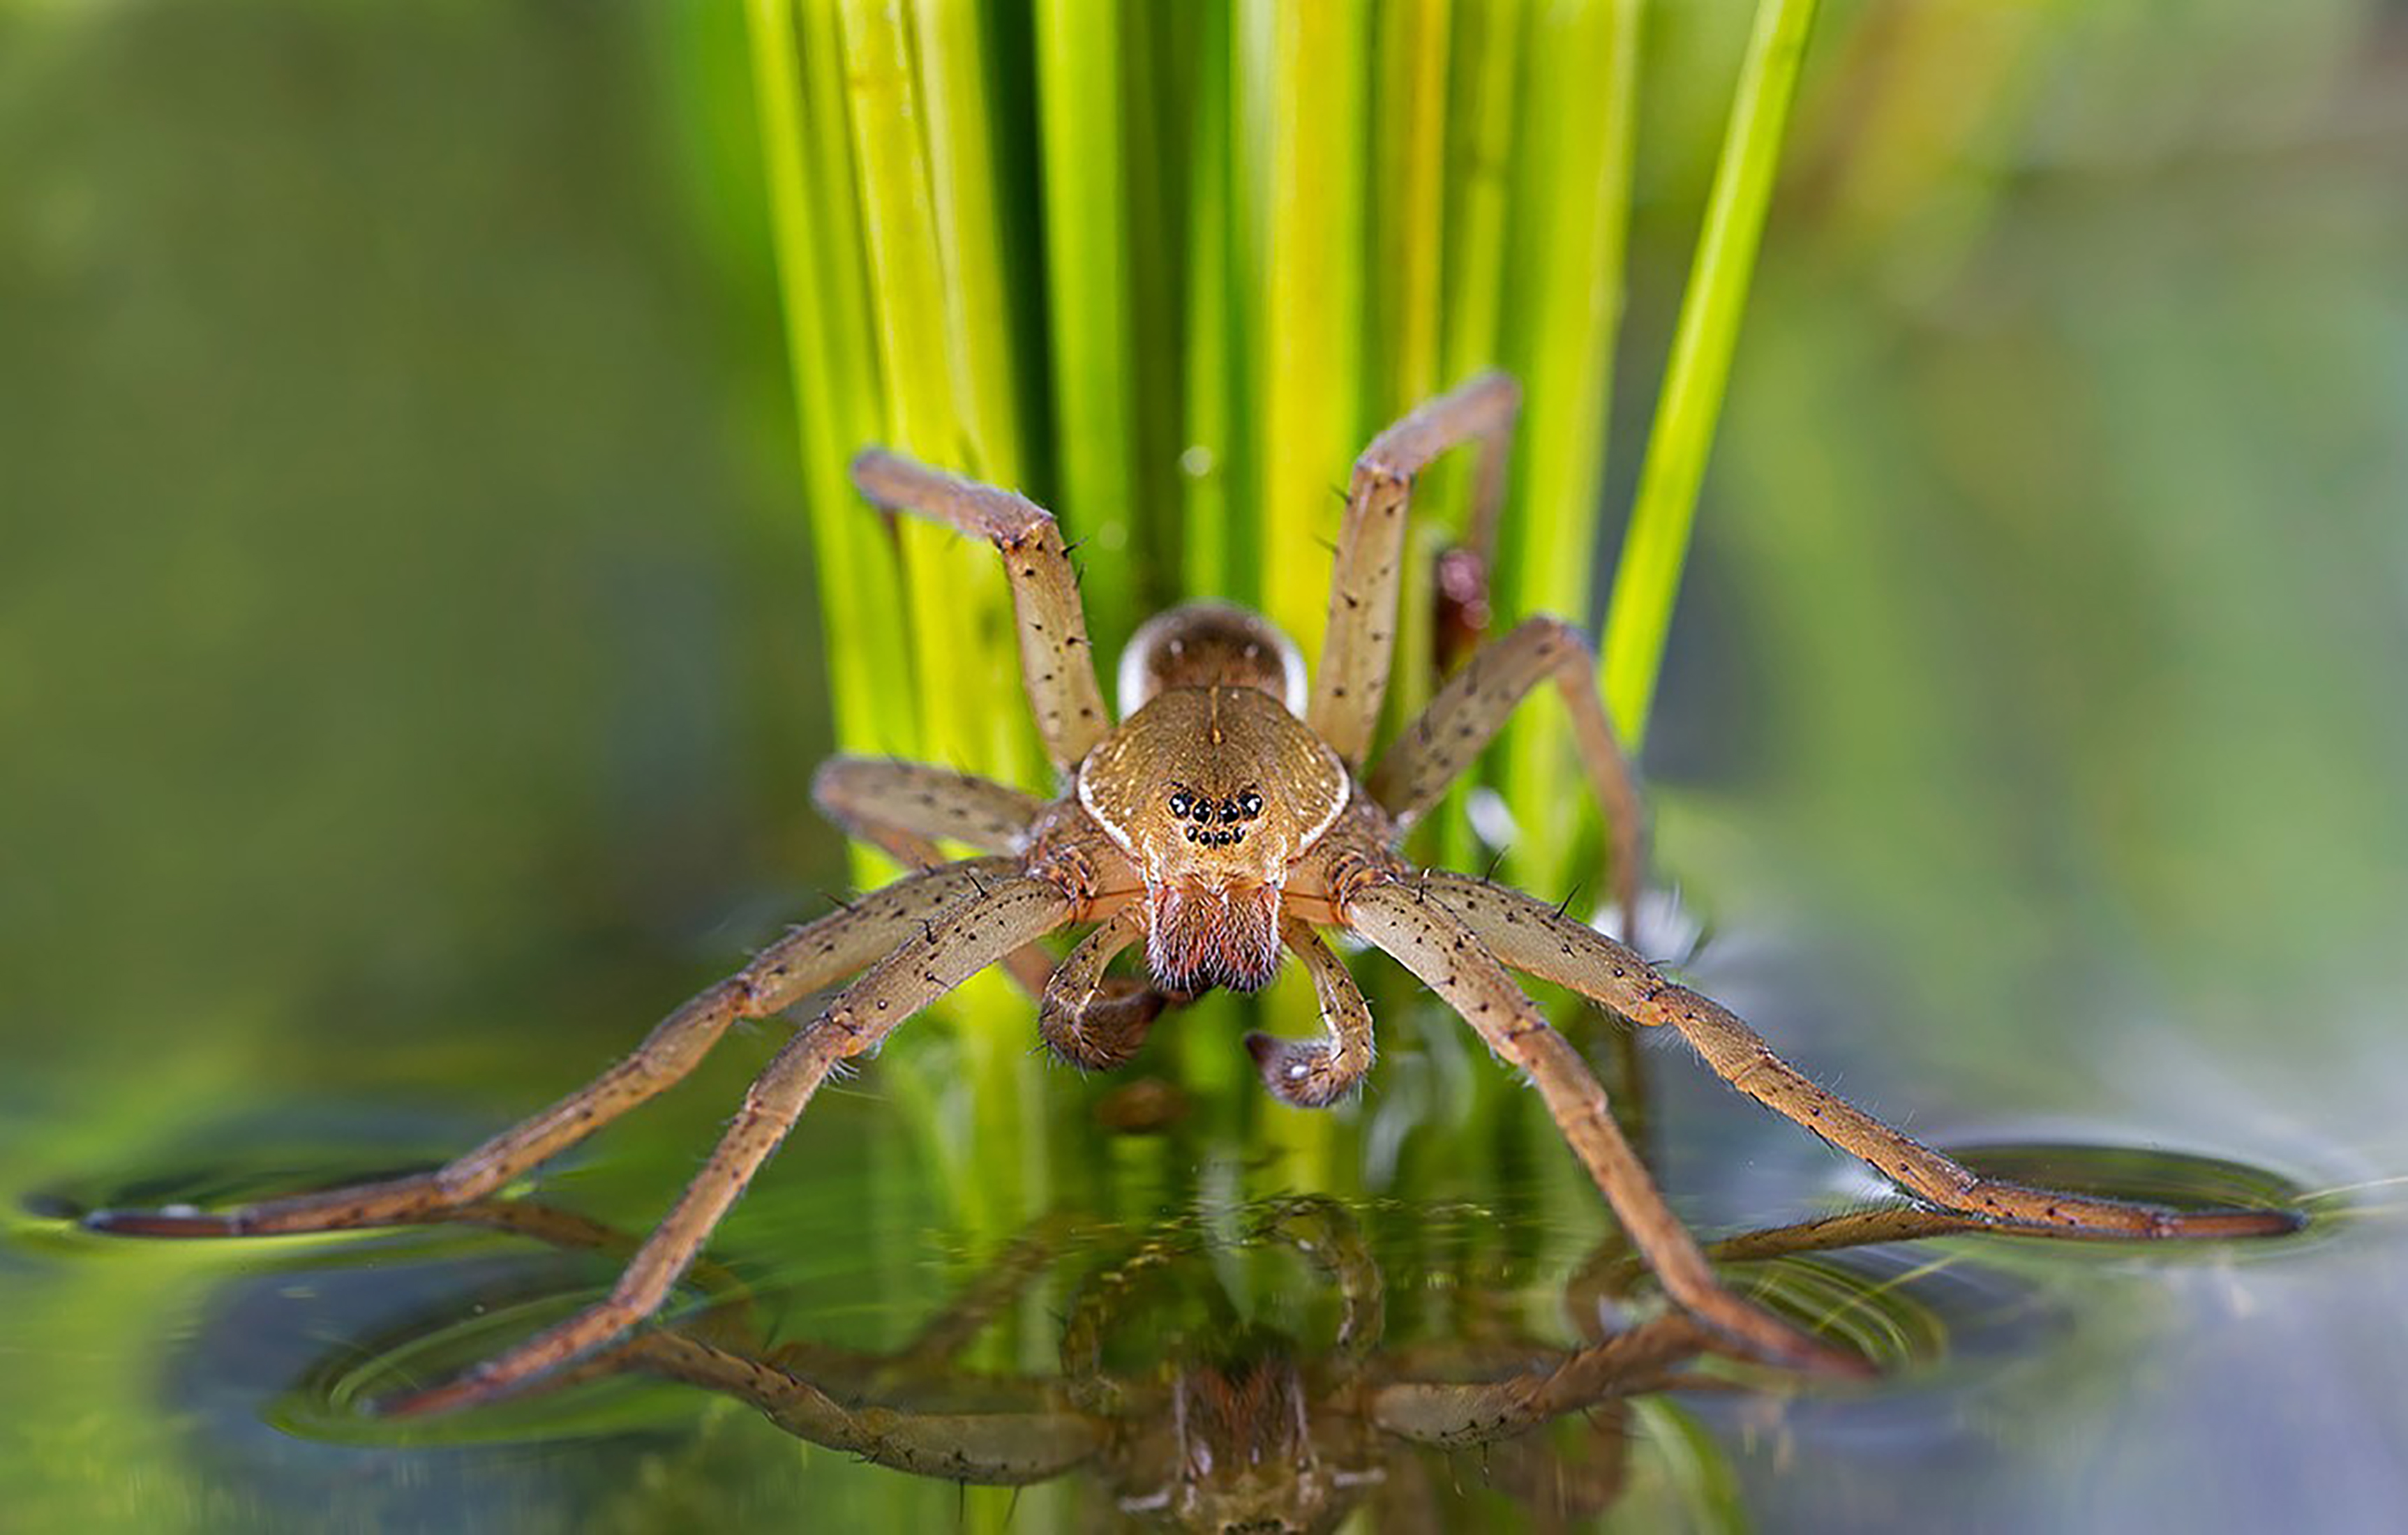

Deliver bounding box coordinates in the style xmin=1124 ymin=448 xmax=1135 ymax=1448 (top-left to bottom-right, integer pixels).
xmin=89 ymin=373 xmax=2299 ymax=1414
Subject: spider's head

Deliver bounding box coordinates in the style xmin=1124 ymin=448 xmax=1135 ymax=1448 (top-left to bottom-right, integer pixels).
xmin=1078 ymin=683 xmax=1347 ymax=994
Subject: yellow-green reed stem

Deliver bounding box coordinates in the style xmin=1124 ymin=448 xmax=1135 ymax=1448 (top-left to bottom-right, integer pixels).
xmin=1495 ymin=0 xmax=1643 ymax=903
xmin=837 ymin=0 xmax=1019 ymax=778
xmin=743 ymin=0 xmax=908 ymax=770
xmin=1255 ymin=0 xmax=1370 ymax=658
xmin=1035 ymin=0 xmax=1140 ymax=641
xmin=1603 ymin=0 xmax=1823 ymax=747
xmin=1365 ymin=0 xmax=1454 ymax=759
xmin=907 ymin=0 xmax=1049 ymax=783
xmin=1369 ymin=0 xmax=1452 ymax=419
xmin=1437 ymin=0 xmax=1521 ymax=422
xmin=910 ymin=0 xmax=1030 ymax=486
xmin=1179 ymin=0 xmax=1236 ymax=601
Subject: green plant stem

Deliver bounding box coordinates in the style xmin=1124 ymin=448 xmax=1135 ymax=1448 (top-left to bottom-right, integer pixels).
xmin=1035 ymin=0 xmax=1139 ymax=643
xmin=1603 ymin=0 xmax=1823 ymax=747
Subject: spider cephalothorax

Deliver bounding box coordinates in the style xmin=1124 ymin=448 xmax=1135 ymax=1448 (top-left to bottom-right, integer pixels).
xmin=90 ymin=371 xmax=2300 ymax=1417
xmin=1079 ymin=635 xmax=1349 ymax=993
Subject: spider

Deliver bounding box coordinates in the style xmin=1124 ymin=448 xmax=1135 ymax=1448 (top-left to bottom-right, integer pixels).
xmin=89 ymin=373 xmax=2300 ymax=1414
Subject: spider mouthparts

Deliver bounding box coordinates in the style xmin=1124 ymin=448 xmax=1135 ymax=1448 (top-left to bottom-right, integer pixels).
xmin=1146 ymin=881 xmax=1285 ymax=994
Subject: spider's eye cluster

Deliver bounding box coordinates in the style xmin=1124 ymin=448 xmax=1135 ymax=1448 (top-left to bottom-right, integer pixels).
xmin=1169 ymin=786 xmax=1265 ymax=847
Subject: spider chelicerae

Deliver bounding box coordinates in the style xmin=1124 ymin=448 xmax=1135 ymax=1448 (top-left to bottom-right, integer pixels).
xmin=91 ymin=373 xmax=2298 ymax=1414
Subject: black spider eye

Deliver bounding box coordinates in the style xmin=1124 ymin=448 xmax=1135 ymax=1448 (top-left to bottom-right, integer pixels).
xmin=1238 ymin=790 xmax=1263 ymax=819
xmin=1168 ymin=791 xmax=1192 ymax=818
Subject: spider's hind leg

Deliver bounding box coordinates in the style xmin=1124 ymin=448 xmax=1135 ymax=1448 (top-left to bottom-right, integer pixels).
xmin=1340 ymin=876 xmax=1869 ymax=1377
xmin=1416 ymin=869 xmax=2303 ymax=1242
xmin=381 ymin=871 xmax=1078 ymax=1416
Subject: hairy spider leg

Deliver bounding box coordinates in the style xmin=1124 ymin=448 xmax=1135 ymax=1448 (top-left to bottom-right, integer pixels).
xmin=1310 ymin=371 xmax=1523 ymax=765
xmin=1340 ymin=878 xmax=1871 ymax=1377
xmin=1241 ymin=918 xmax=1377 ymax=1108
xmin=1038 ymin=904 xmax=1170 ymax=1069
xmin=380 ymin=873 xmax=1077 ymax=1416
xmin=1413 ymin=869 xmax=2303 ymax=1241
xmin=849 ymin=450 xmax=1114 ymax=772
xmin=84 ymin=857 xmax=1029 ymax=1241
xmin=812 ymin=753 xmax=1169 ymax=1018
xmin=1368 ymin=615 xmax=1648 ymax=942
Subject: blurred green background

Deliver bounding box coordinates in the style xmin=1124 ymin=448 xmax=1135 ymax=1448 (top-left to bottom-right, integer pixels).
xmin=4 ymin=1 xmax=2405 ymax=1531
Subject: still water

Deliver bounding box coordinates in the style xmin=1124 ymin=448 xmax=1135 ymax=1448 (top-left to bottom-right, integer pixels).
xmin=7 ymin=3 xmax=2407 ymax=1532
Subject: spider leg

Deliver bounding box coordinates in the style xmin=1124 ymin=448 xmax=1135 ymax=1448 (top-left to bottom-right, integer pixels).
xmin=812 ymin=752 xmax=1153 ymax=1008
xmin=1341 ymin=877 xmax=1868 ymax=1377
xmin=379 ymin=873 xmax=1075 ymax=1416
xmin=1414 ymin=869 xmax=2303 ymax=1241
xmin=1038 ymin=904 xmax=1169 ymax=1070
xmin=851 ymin=450 xmax=1112 ymax=771
xmin=1309 ymin=372 xmax=1522 ymax=765
xmin=1368 ymin=616 xmax=1647 ymax=938
xmin=1242 ymin=918 xmax=1376 ymax=1108
xmin=1369 ymin=1312 xmax=1712 ymax=1450
xmin=627 ymin=1331 xmax=1105 ymax=1485
xmin=812 ymin=756 xmax=1047 ymax=860
xmin=85 ymin=857 xmax=1024 ymax=1239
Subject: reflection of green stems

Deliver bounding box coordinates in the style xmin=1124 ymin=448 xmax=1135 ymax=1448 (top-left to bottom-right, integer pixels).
xmin=744 ymin=0 xmax=1818 ymax=1243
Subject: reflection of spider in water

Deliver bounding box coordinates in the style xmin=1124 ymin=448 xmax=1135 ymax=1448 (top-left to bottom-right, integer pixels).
xmin=90 ymin=373 xmax=2300 ymax=1414
xmin=376 ymin=1197 xmax=1986 ymax=1534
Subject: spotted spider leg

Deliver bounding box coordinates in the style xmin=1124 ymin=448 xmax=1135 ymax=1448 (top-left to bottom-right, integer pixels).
xmin=380 ymin=872 xmax=1077 ymax=1416
xmin=1413 ymin=869 xmax=2302 ymax=1241
xmin=849 ymin=450 xmax=1114 ymax=772
xmin=1564 ymin=1204 xmax=1987 ymax=1328
xmin=1368 ymin=1313 xmax=1712 ymax=1450
xmin=1339 ymin=878 xmax=1867 ymax=1376
xmin=1241 ymin=918 xmax=1377 ymax=1107
xmin=1367 ymin=615 xmax=1648 ymax=940
xmin=1308 ymin=371 xmax=1523 ymax=765
xmin=812 ymin=756 xmax=1048 ymax=863
xmin=812 ymin=752 xmax=1169 ymax=1026
xmin=85 ymin=857 xmax=1027 ymax=1241
xmin=628 ymin=1330 xmax=1104 ymax=1485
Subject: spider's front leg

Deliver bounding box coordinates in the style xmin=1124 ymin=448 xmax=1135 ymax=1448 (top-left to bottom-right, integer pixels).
xmin=1368 ymin=616 xmax=1647 ymax=939
xmin=1415 ymin=870 xmax=2303 ymax=1241
xmin=814 ymin=754 xmax=1171 ymax=1021
xmin=1339 ymin=876 xmax=1869 ymax=1377
xmin=1242 ymin=918 xmax=1377 ymax=1108
xmin=86 ymin=857 xmax=1027 ymax=1240
xmin=849 ymin=451 xmax=1113 ymax=772
xmin=1309 ymin=371 xmax=1522 ymax=765
xmin=380 ymin=871 xmax=1077 ymax=1416
xmin=1038 ymin=904 xmax=1172 ymax=1070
